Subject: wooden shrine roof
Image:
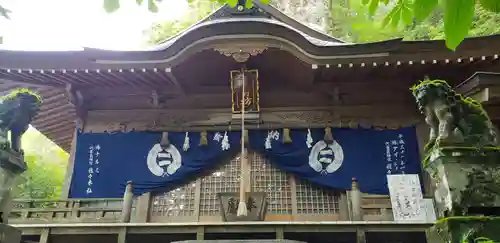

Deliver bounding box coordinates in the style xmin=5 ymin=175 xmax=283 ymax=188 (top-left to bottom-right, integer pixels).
xmin=1 ymin=4 xmax=500 ymax=151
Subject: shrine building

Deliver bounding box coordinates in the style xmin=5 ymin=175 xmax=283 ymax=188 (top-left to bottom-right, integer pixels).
xmin=3 ymin=2 xmax=500 ymax=243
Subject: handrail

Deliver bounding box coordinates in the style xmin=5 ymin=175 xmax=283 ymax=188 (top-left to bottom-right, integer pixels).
xmin=13 ymin=198 xmax=123 ymax=203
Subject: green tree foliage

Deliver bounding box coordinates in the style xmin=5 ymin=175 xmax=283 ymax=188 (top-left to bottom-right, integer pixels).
xmin=145 ymin=0 xmax=221 ymax=44
xmin=145 ymin=0 xmax=500 ymax=45
xmin=12 ymin=127 xmax=68 ymax=199
xmin=102 ymin=0 xmax=500 ymax=50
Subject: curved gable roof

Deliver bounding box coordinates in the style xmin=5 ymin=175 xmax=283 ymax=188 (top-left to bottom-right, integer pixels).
xmin=150 ymin=2 xmax=346 ymax=51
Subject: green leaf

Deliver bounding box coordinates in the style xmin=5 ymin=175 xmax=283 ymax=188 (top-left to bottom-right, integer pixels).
xmin=382 ymin=0 xmax=390 ymax=4
xmin=413 ymin=0 xmax=438 ymax=20
xmin=103 ymin=0 xmax=120 ymax=13
xmin=136 ymin=0 xmax=144 ymax=5
xmin=444 ymin=0 xmax=475 ymax=50
xmin=402 ymin=4 xmax=413 ymax=25
xmin=391 ymin=6 xmax=402 ymax=28
xmin=260 ymin=0 xmax=270 ymax=5
xmin=227 ymin=0 xmax=238 ymax=7
xmin=148 ymin=0 xmax=159 ymax=12
xmin=480 ymin=0 xmax=500 ymax=12
xmin=382 ymin=5 xmax=399 ymax=27
xmin=245 ymin=0 xmax=254 ymax=8
xmin=362 ymin=0 xmax=370 ymax=5
xmin=369 ymin=0 xmax=381 ymax=15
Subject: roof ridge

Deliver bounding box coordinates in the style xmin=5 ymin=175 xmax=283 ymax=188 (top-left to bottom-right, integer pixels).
xmin=155 ymin=2 xmax=345 ymax=46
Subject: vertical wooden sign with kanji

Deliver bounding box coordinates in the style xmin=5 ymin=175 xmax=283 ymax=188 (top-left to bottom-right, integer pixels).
xmin=230 ymin=69 xmax=260 ymax=114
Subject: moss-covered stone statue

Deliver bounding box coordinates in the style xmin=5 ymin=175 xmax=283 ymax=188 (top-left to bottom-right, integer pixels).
xmin=0 ymin=88 xmax=41 ymax=224
xmin=411 ymin=79 xmax=500 ymax=243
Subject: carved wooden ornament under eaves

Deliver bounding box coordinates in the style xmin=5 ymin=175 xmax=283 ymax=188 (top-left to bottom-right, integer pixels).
xmin=213 ymin=45 xmax=267 ymax=62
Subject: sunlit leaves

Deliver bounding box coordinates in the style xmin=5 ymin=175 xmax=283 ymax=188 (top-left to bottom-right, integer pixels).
xmin=401 ymin=2 xmax=413 ymax=24
xmin=105 ymin=0 xmax=500 ymax=50
xmin=381 ymin=0 xmax=404 ymax=28
xmin=413 ymin=0 xmax=438 ymax=20
xmin=368 ymin=0 xmax=380 ymax=15
xmin=444 ymin=0 xmax=475 ymax=50
xmin=148 ymin=0 xmax=159 ymax=12
xmin=227 ymin=0 xmax=238 ymax=7
xmin=480 ymin=0 xmax=500 ymax=12
xmin=104 ymin=0 xmax=120 ymax=13
xmin=245 ymin=0 xmax=254 ymax=8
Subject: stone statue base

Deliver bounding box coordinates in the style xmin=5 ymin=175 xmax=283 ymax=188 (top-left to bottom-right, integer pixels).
xmin=0 ymin=148 xmax=25 ymax=174
xmin=426 ymin=147 xmax=500 ymax=217
xmin=428 ymin=216 xmax=500 ymax=243
xmin=0 ymin=224 xmax=21 ymax=243
xmin=0 ymin=148 xmax=24 ymax=224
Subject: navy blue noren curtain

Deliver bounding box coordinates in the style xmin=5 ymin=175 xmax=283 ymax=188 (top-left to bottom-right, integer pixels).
xmin=70 ymin=127 xmax=421 ymax=198
xmin=248 ymin=127 xmax=422 ymax=195
xmin=69 ymin=131 xmax=240 ymax=198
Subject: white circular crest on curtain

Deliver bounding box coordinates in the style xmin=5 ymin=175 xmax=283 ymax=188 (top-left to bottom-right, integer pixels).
xmin=147 ymin=143 xmax=182 ymax=177
xmin=308 ymin=140 xmax=344 ymax=174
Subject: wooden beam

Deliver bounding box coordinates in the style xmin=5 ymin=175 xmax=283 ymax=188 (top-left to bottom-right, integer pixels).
xmin=165 ymin=68 xmax=186 ymax=96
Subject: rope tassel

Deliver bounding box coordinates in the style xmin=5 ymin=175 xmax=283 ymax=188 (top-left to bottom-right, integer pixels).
xmin=160 ymin=132 xmax=170 ymax=147
xmin=282 ymin=128 xmax=292 ymax=144
xmin=324 ymin=127 xmax=333 ymax=143
xmin=199 ymin=131 xmax=208 ymax=146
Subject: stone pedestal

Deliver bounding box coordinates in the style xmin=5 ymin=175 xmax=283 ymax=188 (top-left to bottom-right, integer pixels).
xmin=425 ymin=147 xmax=500 ymax=217
xmin=0 ymin=148 xmax=24 ymax=224
xmin=429 ymin=217 xmax=500 ymax=243
xmin=0 ymin=149 xmax=26 ymax=174
xmin=0 ymin=224 xmax=21 ymax=243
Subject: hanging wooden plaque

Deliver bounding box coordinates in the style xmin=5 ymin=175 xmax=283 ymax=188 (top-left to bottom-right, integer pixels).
xmin=230 ymin=69 xmax=260 ymax=114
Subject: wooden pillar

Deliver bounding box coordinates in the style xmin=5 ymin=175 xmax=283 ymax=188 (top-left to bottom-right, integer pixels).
xmin=338 ymin=191 xmax=349 ymax=220
xmin=288 ymin=175 xmax=298 ymax=219
xmin=60 ymin=128 xmax=79 ymax=199
xmin=356 ymin=229 xmax=366 ymax=243
xmin=133 ymin=192 xmax=151 ymax=223
xmin=196 ymin=226 xmax=204 ymax=240
xmin=193 ymin=178 xmax=202 ymax=221
xmin=117 ymin=227 xmax=127 ymax=243
xmin=39 ymin=228 xmax=50 ymax=243
xmin=276 ymin=226 xmax=284 ymax=239
xmin=350 ymin=178 xmax=362 ymax=221
xmin=120 ymin=181 xmax=134 ymax=223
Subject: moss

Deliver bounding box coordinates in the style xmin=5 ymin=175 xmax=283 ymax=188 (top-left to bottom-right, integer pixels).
xmin=410 ymin=79 xmax=488 ymax=119
xmin=1 ymin=88 xmax=42 ymax=105
xmin=434 ymin=216 xmax=500 ymax=243
xmin=422 ymin=146 xmax=500 ymax=169
xmin=411 ymin=79 xmax=496 ymax=152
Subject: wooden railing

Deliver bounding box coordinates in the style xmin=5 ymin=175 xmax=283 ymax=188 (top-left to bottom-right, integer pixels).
xmin=6 ymin=180 xmax=394 ymax=224
xmin=9 ymin=198 xmax=126 ymax=224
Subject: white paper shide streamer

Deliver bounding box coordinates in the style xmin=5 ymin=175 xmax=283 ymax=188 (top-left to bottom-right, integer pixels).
xmin=306 ymin=129 xmax=313 ymax=148
xmin=221 ymin=131 xmax=230 ymax=151
xmin=183 ymin=132 xmax=190 ymax=151
xmin=265 ymin=130 xmax=280 ymax=150
xmin=213 ymin=132 xmax=223 ymax=142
